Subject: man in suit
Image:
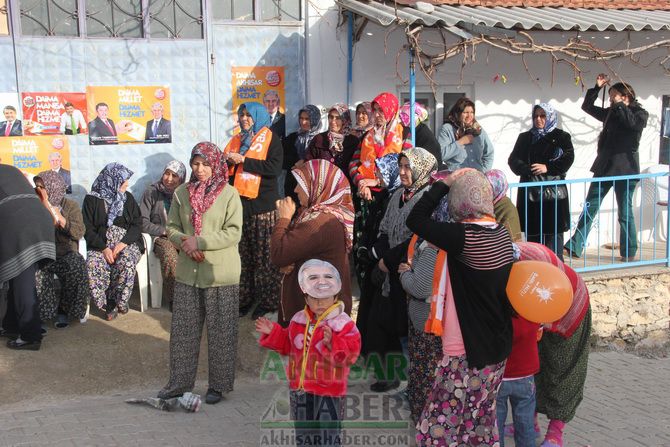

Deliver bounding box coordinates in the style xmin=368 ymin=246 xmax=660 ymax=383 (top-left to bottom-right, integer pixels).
xmin=88 ymin=102 xmax=118 ymax=145
xmin=0 ymin=105 xmax=23 ymax=137
xmin=144 ymin=102 xmax=171 ymax=143
xmin=48 ymin=151 xmax=72 ymax=194
xmin=263 ymin=90 xmax=285 ymax=139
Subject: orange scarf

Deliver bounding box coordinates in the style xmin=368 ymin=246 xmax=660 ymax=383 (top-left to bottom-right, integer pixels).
xmin=224 ymin=127 xmax=272 ymax=199
xmin=357 ymin=122 xmax=403 ymax=180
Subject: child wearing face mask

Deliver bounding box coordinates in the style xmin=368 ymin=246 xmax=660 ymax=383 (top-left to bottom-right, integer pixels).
xmin=256 ymin=259 xmax=361 ymax=447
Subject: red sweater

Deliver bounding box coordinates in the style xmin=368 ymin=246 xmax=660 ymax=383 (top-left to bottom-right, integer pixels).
xmin=259 ymin=302 xmax=361 ymax=397
xmin=504 ymin=316 xmax=541 ymax=379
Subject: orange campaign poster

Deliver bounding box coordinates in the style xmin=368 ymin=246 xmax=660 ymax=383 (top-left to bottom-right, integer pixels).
xmin=0 ymin=135 xmax=71 ymax=189
xmin=21 ymin=92 xmax=88 ymax=135
xmin=86 ymin=86 xmax=171 ymax=145
xmin=231 ymin=66 xmax=285 ymax=132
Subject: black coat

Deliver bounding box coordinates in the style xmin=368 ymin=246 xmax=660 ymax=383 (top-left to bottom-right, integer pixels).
xmin=88 ymin=117 xmax=118 ymax=145
xmin=508 ymin=128 xmax=574 ymax=235
xmin=82 ymin=192 xmax=145 ymax=253
xmin=402 ymin=123 xmax=443 ymax=168
xmin=582 ymin=85 xmax=648 ymax=176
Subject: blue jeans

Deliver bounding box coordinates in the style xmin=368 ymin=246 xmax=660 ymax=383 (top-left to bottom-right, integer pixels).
xmin=564 ymin=178 xmax=638 ymax=258
xmin=496 ymin=376 xmax=536 ymax=447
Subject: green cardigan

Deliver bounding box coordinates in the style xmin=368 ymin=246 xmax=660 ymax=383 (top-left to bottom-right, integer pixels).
xmin=168 ymin=183 xmax=243 ymax=288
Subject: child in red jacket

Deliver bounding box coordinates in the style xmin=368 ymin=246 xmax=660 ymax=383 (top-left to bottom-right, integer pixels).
xmin=256 ymin=259 xmax=361 ymax=447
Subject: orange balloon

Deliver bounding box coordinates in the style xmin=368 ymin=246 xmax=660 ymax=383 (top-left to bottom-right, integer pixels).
xmin=506 ymin=260 xmax=573 ymax=324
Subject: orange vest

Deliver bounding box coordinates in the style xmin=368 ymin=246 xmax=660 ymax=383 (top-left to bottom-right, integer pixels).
xmin=357 ymin=122 xmax=403 ymax=180
xmin=225 ymin=127 xmax=272 ymax=199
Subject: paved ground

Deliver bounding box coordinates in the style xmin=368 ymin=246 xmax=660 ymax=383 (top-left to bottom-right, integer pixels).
xmin=1 ymin=349 xmax=669 ymax=446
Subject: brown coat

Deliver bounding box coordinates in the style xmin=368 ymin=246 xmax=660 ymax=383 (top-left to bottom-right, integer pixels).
xmin=56 ymin=198 xmax=86 ymax=258
xmin=270 ymin=213 xmax=352 ymax=326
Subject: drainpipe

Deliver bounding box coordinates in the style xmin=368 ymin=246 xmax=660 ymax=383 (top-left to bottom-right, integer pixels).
xmin=347 ymin=11 xmax=353 ymax=106
xmin=409 ymin=47 xmax=416 ymax=147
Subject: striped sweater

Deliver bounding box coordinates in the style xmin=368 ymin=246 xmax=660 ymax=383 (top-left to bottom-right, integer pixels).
xmin=407 ymin=182 xmax=515 ymax=369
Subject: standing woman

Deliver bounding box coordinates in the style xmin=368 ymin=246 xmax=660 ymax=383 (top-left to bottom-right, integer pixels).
xmin=306 ymin=104 xmax=359 ymax=178
xmin=281 ymin=104 xmax=321 ymax=198
xmin=349 ymin=101 xmax=373 ymax=141
xmin=158 ymin=142 xmax=242 ymax=405
xmin=34 ymin=171 xmax=89 ymax=327
xmin=399 ymin=101 xmax=443 ymax=167
xmin=140 ymin=160 xmax=187 ymax=310
xmin=508 ymin=103 xmax=574 ymax=259
xmin=438 ymin=97 xmax=494 ymax=172
xmin=83 ymin=163 xmax=144 ymax=321
xmin=225 ymin=102 xmax=283 ymax=319
xmin=271 ymin=159 xmax=354 ymax=325
xmin=407 ymin=169 xmax=515 ymax=446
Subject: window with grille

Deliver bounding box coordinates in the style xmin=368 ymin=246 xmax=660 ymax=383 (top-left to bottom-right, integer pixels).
xmin=212 ymin=0 xmax=301 ymax=22
xmin=19 ymin=0 xmax=79 ymax=36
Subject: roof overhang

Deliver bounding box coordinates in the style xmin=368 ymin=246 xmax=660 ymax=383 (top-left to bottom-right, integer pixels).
xmin=336 ymin=0 xmax=670 ymax=32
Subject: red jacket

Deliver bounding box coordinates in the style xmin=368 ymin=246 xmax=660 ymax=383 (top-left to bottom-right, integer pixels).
xmin=259 ymin=301 xmax=361 ymax=397
xmin=504 ymin=316 xmax=541 ymax=379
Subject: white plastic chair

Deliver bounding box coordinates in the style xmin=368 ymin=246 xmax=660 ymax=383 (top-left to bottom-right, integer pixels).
xmin=78 ymin=238 xmax=90 ymax=323
xmin=137 ymin=233 xmax=151 ymax=312
xmin=142 ymin=233 xmax=164 ymax=308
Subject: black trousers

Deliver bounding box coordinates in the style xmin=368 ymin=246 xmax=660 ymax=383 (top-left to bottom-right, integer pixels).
xmin=2 ymin=263 xmax=42 ymax=342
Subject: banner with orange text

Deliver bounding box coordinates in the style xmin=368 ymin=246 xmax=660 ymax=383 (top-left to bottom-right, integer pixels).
xmin=21 ymin=92 xmax=88 ymax=135
xmin=86 ymin=86 xmax=171 ymax=145
xmin=0 ymin=135 xmax=71 ymax=188
xmin=231 ymin=67 xmax=284 ymax=132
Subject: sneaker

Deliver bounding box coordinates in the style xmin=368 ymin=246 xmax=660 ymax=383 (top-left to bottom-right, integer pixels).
xmin=7 ymin=337 xmax=41 ymax=351
xmin=0 ymin=329 xmax=19 ymax=340
xmin=54 ymin=314 xmax=69 ymax=329
xmin=205 ymin=388 xmax=223 ymax=405
xmin=105 ymin=308 xmax=119 ymax=321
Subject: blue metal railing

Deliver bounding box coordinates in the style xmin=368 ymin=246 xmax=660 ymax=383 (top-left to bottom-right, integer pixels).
xmin=509 ymin=171 xmax=670 ymax=273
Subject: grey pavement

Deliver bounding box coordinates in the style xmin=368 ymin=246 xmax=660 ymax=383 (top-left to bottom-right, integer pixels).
xmin=0 ymin=351 xmax=669 ymax=446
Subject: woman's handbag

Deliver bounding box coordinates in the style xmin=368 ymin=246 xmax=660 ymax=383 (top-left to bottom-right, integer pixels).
xmin=527 ymin=174 xmax=568 ymax=202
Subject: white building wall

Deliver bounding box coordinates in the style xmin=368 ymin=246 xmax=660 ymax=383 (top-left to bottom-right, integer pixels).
xmin=307 ymin=1 xmax=670 ymax=248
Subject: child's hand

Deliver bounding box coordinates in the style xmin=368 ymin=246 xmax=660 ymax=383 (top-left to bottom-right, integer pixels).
xmin=398 ymin=262 xmax=411 ymax=274
xmin=322 ymin=325 xmax=332 ymax=349
xmin=255 ymin=317 xmax=274 ymax=335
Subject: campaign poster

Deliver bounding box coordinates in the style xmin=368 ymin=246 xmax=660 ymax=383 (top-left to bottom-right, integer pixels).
xmin=231 ymin=66 xmax=285 ymax=132
xmin=21 ymin=92 xmax=88 ymax=135
xmin=0 ymin=135 xmax=71 ymax=190
xmin=86 ymin=86 xmax=171 ymax=145
xmin=0 ymin=92 xmax=23 ymax=137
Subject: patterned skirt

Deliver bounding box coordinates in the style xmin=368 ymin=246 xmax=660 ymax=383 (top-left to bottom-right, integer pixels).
xmin=408 ymin=322 xmax=443 ymax=424
xmin=416 ymin=355 xmax=506 ymax=447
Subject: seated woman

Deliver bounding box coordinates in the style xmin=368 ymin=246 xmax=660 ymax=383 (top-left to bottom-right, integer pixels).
xmin=34 ymin=172 xmax=89 ymax=327
xmin=83 ymin=163 xmax=144 ymax=321
xmin=305 ymin=104 xmax=359 ymax=178
xmin=271 ymin=159 xmax=354 ymax=326
xmin=140 ymin=160 xmax=187 ymax=310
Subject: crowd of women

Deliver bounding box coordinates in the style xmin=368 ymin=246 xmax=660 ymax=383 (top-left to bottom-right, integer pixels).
xmin=1 ymin=74 xmax=647 ymax=446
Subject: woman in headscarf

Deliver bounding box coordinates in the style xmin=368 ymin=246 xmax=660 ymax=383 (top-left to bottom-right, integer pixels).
xmin=158 ymin=142 xmax=243 ymax=406
xmin=34 ymin=171 xmax=89 ymax=328
xmin=438 ymin=97 xmax=495 ymax=172
xmin=83 ymin=162 xmax=144 ymax=321
xmin=0 ymin=165 xmax=55 ymax=350
xmin=406 ymin=169 xmax=515 ymax=446
xmin=306 ymin=103 xmax=359 ymax=178
xmin=485 ymin=169 xmax=523 ymax=242
xmin=270 ymin=159 xmax=354 ymax=325
xmin=225 ymin=101 xmax=283 ymax=319
xmin=140 ymin=160 xmax=187 ymax=310
xmin=399 ymin=101 xmax=443 ymax=167
xmin=514 ymin=242 xmax=591 ymax=447
xmin=349 ymin=101 xmax=373 ymax=140
xmin=362 ymin=147 xmax=437 ymax=393
xmin=508 ymin=103 xmax=574 ymax=260
xmin=281 ymin=104 xmax=321 ymax=198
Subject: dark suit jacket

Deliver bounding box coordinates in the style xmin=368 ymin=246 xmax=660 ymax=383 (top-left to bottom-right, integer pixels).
xmin=0 ymin=120 xmax=22 ymax=137
xmin=88 ymin=117 xmax=118 ymax=145
xmin=269 ymin=112 xmax=285 ymax=139
xmin=56 ymin=168 xmax=72 ymax=194
xmin=144 ymin=118 xmax=172 ymax=143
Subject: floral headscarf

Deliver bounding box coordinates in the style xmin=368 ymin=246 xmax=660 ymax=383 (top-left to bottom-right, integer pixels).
xmin=187 ymin=142 xmax=229 ymax=236
xmin=399 ymin=102 xmax=429 ymax=128
xmin=371 ymin=92 xmax=400 ymax=147
xmin=485 ymin=169 xmax=508 ymax=204
xmin=155 ymin=159 xmax=186 ymax=213
xmin=237 ymin=102 xmax=272 ymax=156
xmin=399 ymin=147 xmax=437 ymax=196
xmin=292 ymin=159 xmax=355 ymax=252
xmin=90 ymin=162 xmax=134 ymax=227
xmin=327 ymin=103 xmax=352 ymax=154
xmin=447 ymin=169 xmax=494 ymax=222
xmin=374 ymin=153 xmax=401 ymax=192
xmin=38 ymin=170 xmax=67 ymax=208
xmin=350 ymin=101 xmax=373 ymax=138
xmin=296 ymin=104 xmax=322 ymax=160
xmin=530 ymin=102 xmax=558 ymax=143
